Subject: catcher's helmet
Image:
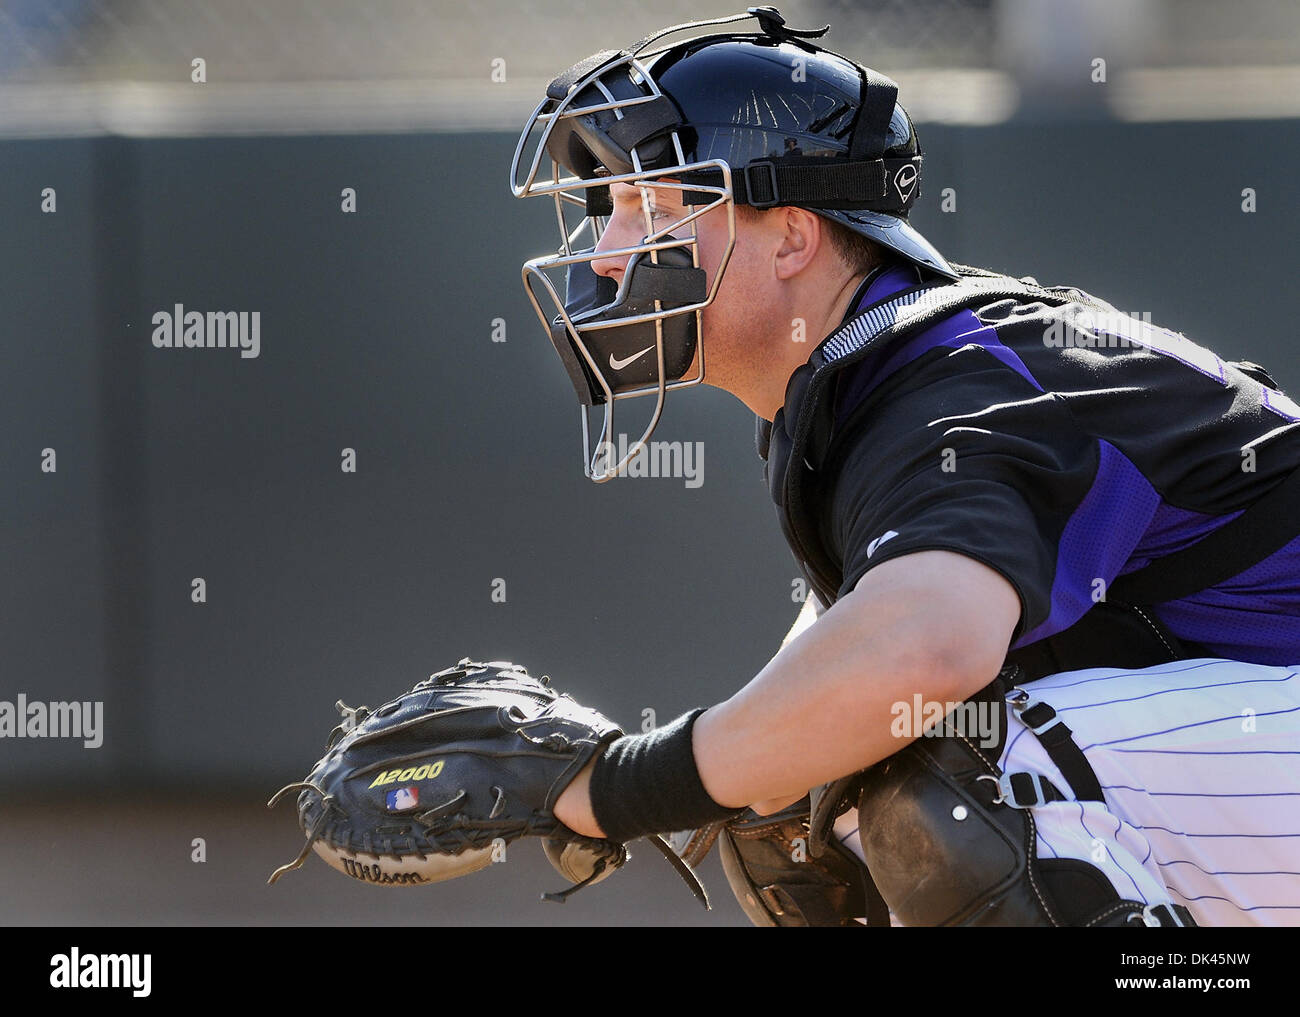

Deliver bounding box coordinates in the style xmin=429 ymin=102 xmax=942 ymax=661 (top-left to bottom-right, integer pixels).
xmin=511 ymin=6 xmax=954 ymax=481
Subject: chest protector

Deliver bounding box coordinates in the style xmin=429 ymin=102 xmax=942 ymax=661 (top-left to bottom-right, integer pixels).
xmin=758 ymin=263 xmax=1299 ymax=679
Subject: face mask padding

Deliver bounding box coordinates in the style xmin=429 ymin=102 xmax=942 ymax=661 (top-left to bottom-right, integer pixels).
xmin=549 ymin=245 xmax=706 ymax=405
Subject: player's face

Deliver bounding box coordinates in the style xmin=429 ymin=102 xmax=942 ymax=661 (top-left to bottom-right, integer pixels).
xmin=590 ymin=179 xmax=758 ymax=379
xmin=590 ymin=180 xmax=712 ymax=279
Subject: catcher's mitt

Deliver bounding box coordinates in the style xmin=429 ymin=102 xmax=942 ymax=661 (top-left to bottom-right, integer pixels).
xmin=267 ymin=658 xmax=706 ymax=906
xmin=673 ymin=796 xmax=880 ymax=927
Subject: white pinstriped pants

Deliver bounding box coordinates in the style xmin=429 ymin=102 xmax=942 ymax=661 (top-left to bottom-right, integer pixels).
xmin=836 ymin=658 xmax=1300 ymax=927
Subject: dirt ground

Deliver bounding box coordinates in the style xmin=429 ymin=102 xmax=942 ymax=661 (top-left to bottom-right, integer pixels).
xmin=0 ymin=791 xmax=746 ymax=926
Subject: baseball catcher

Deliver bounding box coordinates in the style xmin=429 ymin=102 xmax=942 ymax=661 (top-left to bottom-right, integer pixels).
xmin=274 ymin=7 xmax=1300 ymax=925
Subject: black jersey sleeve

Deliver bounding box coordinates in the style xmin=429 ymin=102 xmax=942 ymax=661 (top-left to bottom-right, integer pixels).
xmin=826 ymin=346 xmax=1100 ymax=643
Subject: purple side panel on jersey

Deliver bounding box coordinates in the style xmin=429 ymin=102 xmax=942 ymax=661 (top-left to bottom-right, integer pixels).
xmin=1113 ymin=502 xmax=1300 ymax=663
xmin=1014 ymin=441 xmax=1161 ymax=648
xmin=1020 ymin=493 xmax=1300 ymax=663
xmin=1119 ymin=503 xmax=1245 ymax=575
xmin=1151 ymin=534 xmax=1300 ymax=666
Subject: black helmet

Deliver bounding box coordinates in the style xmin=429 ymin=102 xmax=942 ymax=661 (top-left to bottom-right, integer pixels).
xmin=511 ymin=7 xmax=954 ymax=481
xmin=643 ymin=25 xmax=951 ymax=276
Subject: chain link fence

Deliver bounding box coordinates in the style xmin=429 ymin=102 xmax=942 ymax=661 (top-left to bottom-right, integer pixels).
xmin=1 ymin=0 xmax=1297 ymax=132
xmin=7 ymin=0 xmax=1300 ymax=83
xmin=0 ymin=0 xmax=999 ymax=83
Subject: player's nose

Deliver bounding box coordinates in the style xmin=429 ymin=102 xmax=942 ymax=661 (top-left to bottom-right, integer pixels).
xmin=589 ymin=251 xmax=628 ymax=281
xmin=589 ymin=215 xmax=639 ymax=281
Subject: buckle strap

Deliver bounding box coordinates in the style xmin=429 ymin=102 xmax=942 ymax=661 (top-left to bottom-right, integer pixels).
xmin=849 ymin=68 xmax=900 ymax=162
xmin=976 ymin=770 xmax=1070 ymax=809
xmin=743 ymin=160 xmax=781 ymax=209
xmin=681 ymin=157 xmax=913 ymax=212
xmin=1008 ymin=690 xmax=1106 ymax=803
xmin=1135 ymin=902 xmax=1196 ymax=927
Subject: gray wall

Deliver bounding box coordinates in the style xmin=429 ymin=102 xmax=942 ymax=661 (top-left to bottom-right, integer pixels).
xmin=1 ymin=123 xmax=1296 ymax=924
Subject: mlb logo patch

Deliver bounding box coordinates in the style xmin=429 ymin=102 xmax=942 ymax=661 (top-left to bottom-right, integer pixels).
xmin=386 ymin=786 xmax=419 ymax=812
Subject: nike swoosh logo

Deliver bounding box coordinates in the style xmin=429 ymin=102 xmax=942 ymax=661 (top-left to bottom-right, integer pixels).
xmin=866 ymin=530 xmax=899 ymax=558
xmin=609 ymin=345 xmax=655 ymax=371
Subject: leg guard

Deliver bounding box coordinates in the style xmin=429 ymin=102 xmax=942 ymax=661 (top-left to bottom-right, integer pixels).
xmin=854 ymin=722 xmax=1063 ymax=926
xmin=847 ymin=678 xmax=1197 ymax=927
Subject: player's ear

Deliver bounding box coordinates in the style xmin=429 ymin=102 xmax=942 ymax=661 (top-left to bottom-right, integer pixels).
xmin=772 ymin=207 xmax=822 ymax=281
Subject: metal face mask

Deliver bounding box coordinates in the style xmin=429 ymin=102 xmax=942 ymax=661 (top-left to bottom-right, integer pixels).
xmin=510 ymin=15 xmax=762 ymax=482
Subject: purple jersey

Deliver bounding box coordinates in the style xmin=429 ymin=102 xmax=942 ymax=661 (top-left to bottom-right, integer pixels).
xmin=820 ymin=263 xmax=1300 ymax=665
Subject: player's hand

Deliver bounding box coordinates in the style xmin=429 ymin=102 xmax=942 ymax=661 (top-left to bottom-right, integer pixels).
xmin=554 ymin=758 xmax=605 ymax=838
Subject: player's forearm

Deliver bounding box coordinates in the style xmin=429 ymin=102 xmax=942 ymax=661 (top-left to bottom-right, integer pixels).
xmin=556 ymin=551 xmax=1021 ymax=839
xmin=693 ymin=558 xmax=1015 ymax=808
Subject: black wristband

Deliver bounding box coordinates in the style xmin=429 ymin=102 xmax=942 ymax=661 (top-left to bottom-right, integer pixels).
xmin=588 ymin=708 xmax=742 ymax=843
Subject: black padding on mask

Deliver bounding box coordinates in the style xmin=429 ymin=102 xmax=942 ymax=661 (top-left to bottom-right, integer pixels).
xmin=623 ymin=259 xmax=706 ymax=305
xmin=547 ymin=264 xmax=617 ymax=406
xmin=546 ymin=50 xmax=624 ymax=100
xmin=605 ymin=95 xmax=682 ymax=151
xmin=548 ymin=246 xmax=702 ymax=406
xmin=566 ymin=258 xmax=618 ymax=314
xmin=585 ymin=185 xmax=613 ymax=217
xmin=594 ymin=248 xmax=702 ymax=390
